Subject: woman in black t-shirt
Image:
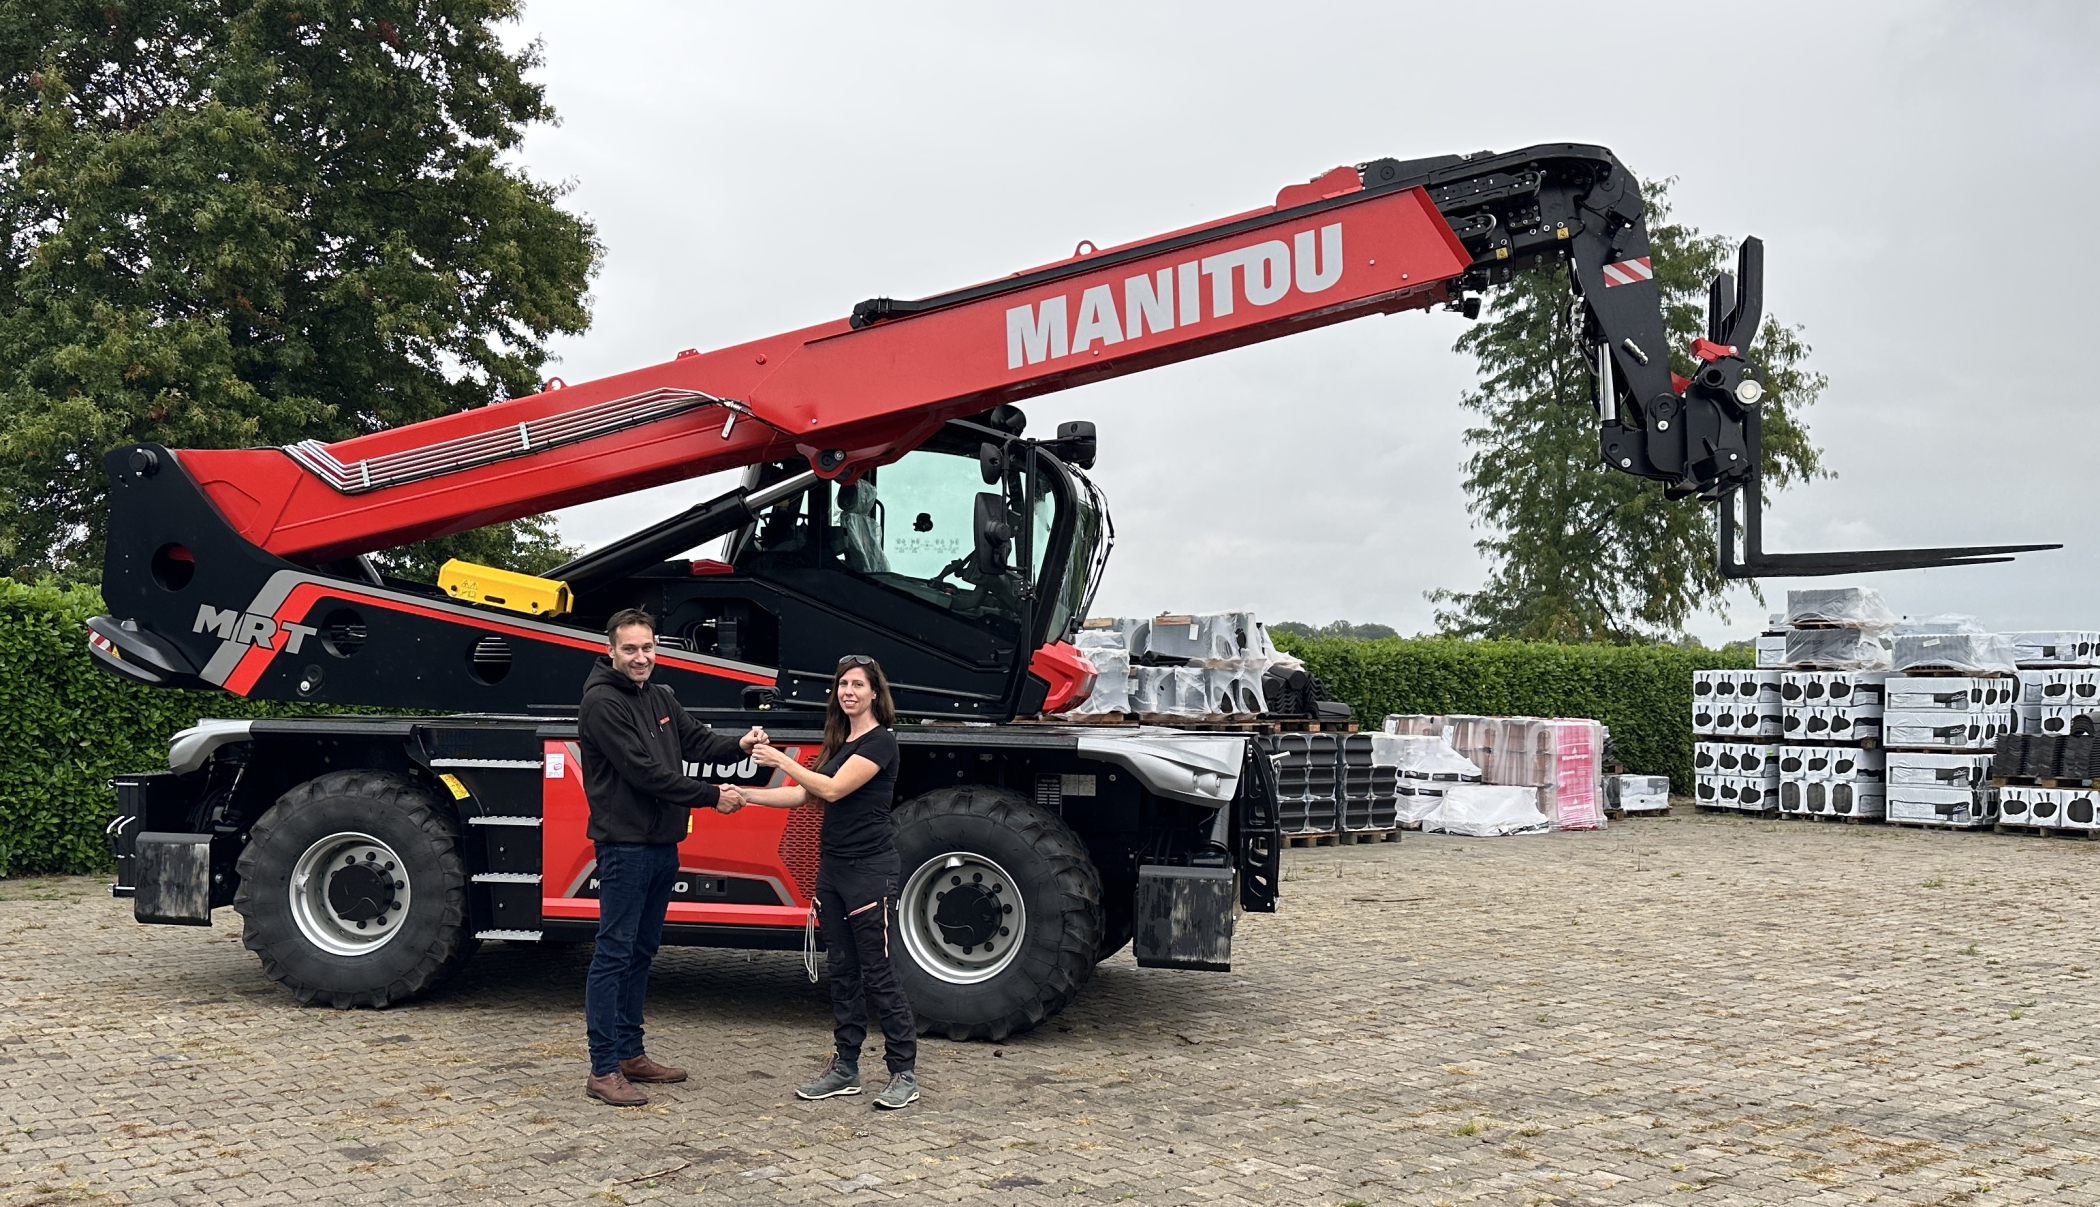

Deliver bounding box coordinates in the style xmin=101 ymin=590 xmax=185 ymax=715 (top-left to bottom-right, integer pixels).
xmin=739 ymin=655 xmax=919 ymax=1109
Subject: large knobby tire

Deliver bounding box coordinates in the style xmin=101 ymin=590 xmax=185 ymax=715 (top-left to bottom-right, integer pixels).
xmin=233 ymin=771 xmax=477 ymax=1008
xmin=891 ymin=785 xmax=1103 ymax=1042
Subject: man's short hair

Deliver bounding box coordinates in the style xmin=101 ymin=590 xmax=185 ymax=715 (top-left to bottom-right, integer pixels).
xmin=605 ymin=608 xmax=657 ymax=641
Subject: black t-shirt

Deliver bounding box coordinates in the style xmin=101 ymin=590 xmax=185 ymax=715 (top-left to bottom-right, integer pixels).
xmin=818 ymin=726 xmax=900 ymax=862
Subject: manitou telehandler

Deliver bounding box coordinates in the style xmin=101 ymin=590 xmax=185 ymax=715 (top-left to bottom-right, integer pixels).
xmin=88 ymin=143 xmax=2049 ymax=1038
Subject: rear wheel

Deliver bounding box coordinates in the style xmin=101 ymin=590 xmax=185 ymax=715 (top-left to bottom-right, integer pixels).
xmin=233 ymin=771 xmax=476 ymax=1008
xmin=891 ymin=785 xmax=1102 ymax=1041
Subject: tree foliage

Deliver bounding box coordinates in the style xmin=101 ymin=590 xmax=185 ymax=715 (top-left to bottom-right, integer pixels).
xmin=1269 ymin=619 xmax=1400 ymax=642
xmin=0 ymin=0 xmax=596 ymax=582
xmin=1430 ymin=182 xmax=1826 ymax=643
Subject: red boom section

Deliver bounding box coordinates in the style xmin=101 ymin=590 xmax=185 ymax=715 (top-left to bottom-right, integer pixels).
xmin=179 ymin=173 xmax=1472 ymax=564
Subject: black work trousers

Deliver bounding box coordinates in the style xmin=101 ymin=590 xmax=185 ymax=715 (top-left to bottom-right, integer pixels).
xmin=815 ymin=849 xmax=917 ymax=1074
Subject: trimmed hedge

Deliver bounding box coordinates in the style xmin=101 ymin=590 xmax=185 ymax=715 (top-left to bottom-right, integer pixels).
xmin=1271 ymin=633 xmax=1755 ymax=794
xmin=0 ymin=582 xmax=333 ymax=877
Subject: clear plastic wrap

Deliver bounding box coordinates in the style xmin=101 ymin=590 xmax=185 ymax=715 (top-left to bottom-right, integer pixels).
xmin=1368 ymin=733 xmax=1482 ymax=779
xmin=1610 ymin=775 xmax=1670 ymax=812
xmin=2008 ymin=631 xmax=2100 ymax=668
xmin=1892 ymin=632 xmax=2018 ymax=675
xmin=2018 ymin=668 xmax=2100 ymax=706
xmin=1070 ymin=647 xmax=1130 ymax=716
xmin=1755 ymin=635 xmax=1786 ymax=668
xmin=1424 ymin=784 xmax=1551 ymax=836
xmin=1782 ymin=628 xmax=1892 ymax=670
xmin=1894 ymin=614 xmax=1986 ymax=636
xmin=1785 ymin=587 xmax=1899 ymax=634
xmin=1885 ymin=675 xmax=2016 ymax=711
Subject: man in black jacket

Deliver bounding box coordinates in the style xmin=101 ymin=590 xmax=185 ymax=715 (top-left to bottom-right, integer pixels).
xmin=578 ymin=607 xmax=764 ymax=1107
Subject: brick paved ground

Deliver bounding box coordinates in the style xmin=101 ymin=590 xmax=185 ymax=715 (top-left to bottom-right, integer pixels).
xmin=6 ymin=811 xmax=2100 ymax=1206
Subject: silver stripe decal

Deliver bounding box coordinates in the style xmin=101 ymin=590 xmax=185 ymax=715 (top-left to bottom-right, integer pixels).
xmin=283 ymin=387 xmax=734 ymax=494
xmin=431 ymin=758 xmax=544 ymax=769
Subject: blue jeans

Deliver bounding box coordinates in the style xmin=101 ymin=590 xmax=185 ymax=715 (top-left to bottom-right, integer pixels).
xmin=585 ymin=842 xmax=679 ymax=1076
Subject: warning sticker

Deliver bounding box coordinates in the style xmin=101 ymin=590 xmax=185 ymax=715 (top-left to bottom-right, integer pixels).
xmin=1601 ymin=256 xmax=1654 ymax=287
xmin=545 ymin=751 xmax=566 ymax=779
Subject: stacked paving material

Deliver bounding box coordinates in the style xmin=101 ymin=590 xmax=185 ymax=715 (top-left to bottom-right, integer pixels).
xmin=1369 ymin=732 xmax=1483 ymax=831
xmin=1777 ymin=671 xmax=1887 ymax=820
xmin=2010 ymin=633 xmax=2100 ymax=736
xmin=1693 ymin=668 xmax=1782 ymax=812
xmin=1702 ymin=595 xmax=2100 ymax=837
xmin=1886 ymin=752 xmax=1997 ymax=828
xmin=1382 ymin=715 xmax=1608 ymax=830
xmin=1879 ymin=615 xmax=2019 ymax=830
xmin=1608 ymin=774 xmax=1670 ymax=814
xmin=1991 ymin=714 xmax=2100 ymax=832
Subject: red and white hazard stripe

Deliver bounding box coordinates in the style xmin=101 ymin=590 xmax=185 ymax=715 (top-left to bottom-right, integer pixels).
xmin=1601 ymin=256 xmax=1654 ymax=288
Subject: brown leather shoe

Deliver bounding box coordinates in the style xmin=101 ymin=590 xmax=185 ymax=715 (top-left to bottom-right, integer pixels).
xmin=585 ymin=1071 xmax=649 ymax=1106
xmin=619 ymin=1054 xmax=688 ymax=1084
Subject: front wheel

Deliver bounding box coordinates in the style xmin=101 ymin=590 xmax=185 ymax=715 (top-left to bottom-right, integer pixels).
xmin=233 ymin=771 xmax=476 ymax=1008
xmin=891 ymin=785 xmax=1103 ymax=1041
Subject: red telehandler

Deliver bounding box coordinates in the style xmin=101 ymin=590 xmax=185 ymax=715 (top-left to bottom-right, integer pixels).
xmin=89 ymin=144 xmax=2050 ymax=1038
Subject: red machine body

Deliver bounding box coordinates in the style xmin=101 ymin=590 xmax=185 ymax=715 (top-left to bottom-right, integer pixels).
xmin=176 ymin=176 xmax=1467 ymax=564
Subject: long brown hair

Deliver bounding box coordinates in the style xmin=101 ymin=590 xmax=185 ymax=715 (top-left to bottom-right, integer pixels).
xmin=819 ymin=655 xmax=897 ymax=767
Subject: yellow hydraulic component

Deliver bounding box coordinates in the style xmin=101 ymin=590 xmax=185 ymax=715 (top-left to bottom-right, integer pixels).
xmin=438 ymin=559 xmax=572 ymax=616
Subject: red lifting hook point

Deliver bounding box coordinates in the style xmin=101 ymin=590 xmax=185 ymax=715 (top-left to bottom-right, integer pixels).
xmin=542 ymin=377 xmax=566 ymax=391
xmin=1073 ymin=240 xmax=1097 ymax=257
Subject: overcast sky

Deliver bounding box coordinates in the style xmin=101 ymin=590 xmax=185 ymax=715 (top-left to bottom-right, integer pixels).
xmin=510 ymin=1 xmax=2099 ymax=645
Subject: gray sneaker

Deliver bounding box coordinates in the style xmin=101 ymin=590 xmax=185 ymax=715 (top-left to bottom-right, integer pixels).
xmin=796 ymin=1056 xmax=862 ymax=1100
xmin=872 ymin=1070 xmax=918 ymax=1110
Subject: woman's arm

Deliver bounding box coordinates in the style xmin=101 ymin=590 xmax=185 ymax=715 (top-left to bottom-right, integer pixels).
xmin=751 ymin=745 xmax=882 ymax=803
xmin=734 ymin=783 xmax=811 ymax=809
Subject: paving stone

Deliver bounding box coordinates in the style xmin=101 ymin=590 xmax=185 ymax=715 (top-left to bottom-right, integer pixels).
xmin=6 ymin=813 xmax=2100 ymax=1204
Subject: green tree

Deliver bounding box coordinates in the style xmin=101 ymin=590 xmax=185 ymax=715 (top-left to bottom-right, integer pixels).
xmin=0 ymin=0 xmax=596 ymax=583
xmin=1429 ymin=181 xmax=1825 ymax=643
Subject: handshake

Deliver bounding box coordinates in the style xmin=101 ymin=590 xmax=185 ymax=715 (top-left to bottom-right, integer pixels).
xmin=709 ymin=726 xmax=789 ymax=813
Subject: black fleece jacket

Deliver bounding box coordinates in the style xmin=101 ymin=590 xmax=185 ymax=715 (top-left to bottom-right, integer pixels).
xmin=577 ymin=657 xmax=748 ymax=845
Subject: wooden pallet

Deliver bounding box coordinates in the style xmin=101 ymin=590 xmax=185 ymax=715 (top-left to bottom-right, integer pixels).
xmin=1801 ymin=812 xmax=1883 ymax=825
xmin=1606 ymin=807 xmax=1672 ymax=820
xmin=1993 ymin=822 xmax=2100 ymax=839
xmin=1887 ymin=818 xmax=1990 ymax=832
xmin=1993 ymin=776 xmax=2094 ymax=788
xmin=1283 ymin=831 xmax=1343 ymax=848
xmin=1897 ymin=668 xmax=2015 ymax=678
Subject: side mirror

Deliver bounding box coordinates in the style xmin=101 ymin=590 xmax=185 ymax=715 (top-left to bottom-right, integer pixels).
xmin=1050 ymin=420 xmax=1097 ymax=470
xmin=979 ymin=442 xmax=1007 ymax=486
xmin=973 ymin=492 xmax=1012 ymax=574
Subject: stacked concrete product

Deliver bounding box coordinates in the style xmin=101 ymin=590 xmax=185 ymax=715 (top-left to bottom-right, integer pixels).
xmin=1882 ymin=616 xmax=2019 ymax=828
xmin=1607 ymin=774 xmax=1671 ymax=814
xmin=1692 ymin=666 xmax=1783 ymax=813
xmin=1991 ymin=632 xmax=2100 ymax=833
xmin=1064 ymin=612 xmax=1280 ymax=720
xmin=1269 ymin=732 xmax=1340 ymax=835
xmin=1383 ymin=715 xmax=1608 ymax=830
xmin=1763 ymin=588 xmax=1898 ymax=820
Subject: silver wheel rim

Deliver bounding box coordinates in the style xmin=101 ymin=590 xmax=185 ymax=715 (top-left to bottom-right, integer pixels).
xmin=899 ymin=850 xmax=1027 ymax=985
xmin=288 ymin=830 xmax=411 ymax=956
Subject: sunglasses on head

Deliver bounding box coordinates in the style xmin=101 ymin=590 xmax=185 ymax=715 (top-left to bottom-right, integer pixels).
xmin=837 ymin=654 xmax=877 ymax=668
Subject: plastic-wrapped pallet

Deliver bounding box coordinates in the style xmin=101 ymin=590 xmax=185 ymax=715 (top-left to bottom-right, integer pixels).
xmin=2008 ymin=632 xmax=2100 ymax=668
xmin=1995 ymin=784 xmax=2095 ymax=830
xmin=1425 ymin=785 xmax=1551 ymax=836
xmin=2018 ymin=668 xmax=2100 ymax=708
xmin=1781 ymin=628 xmax=1892 ymax=671
xmin=1069 ymin=647 xmax=1130 ymax=716
xmin=1609 ymin=774 xmax=1670 ymax=813
xmin=1885 ymin=752 xmax=1996 ymax=827
xmin=1786 ymin=588 xmax=1899 ymax=633
xmin=1892 ymin=632 xmax=2019 ymax=675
